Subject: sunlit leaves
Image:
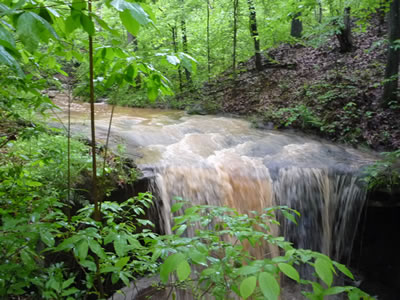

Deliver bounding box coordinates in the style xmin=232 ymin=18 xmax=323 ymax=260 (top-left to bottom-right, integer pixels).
xmin=110 ymin=0 xmax=152 ymax=36
xmin=0 ymin=24 xmax=15 ymax=51
xmin=259 ymin=272 xmax=280 ymax=300
xmin=17 ymin=12 xmax=59 ymax=52
xmin=0 ymin=45 xmax=23 ymax=76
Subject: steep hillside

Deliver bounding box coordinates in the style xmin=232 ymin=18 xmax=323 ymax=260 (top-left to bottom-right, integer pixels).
xmin=200 ymin=20 xmax=399 ymax=150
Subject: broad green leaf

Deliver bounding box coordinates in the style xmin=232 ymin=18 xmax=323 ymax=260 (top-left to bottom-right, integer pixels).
xmin=93 ymin=14 xmax=119 ymax=36
xmin=115 ymin=256 xmax=130 ymax=269
xmin=278 ymin=263 xmax=299 ymax=282
xmin=77 ymin=240 xmax=88 ymax=261
xmin=17 ymin=12 xmax=59 ymax=52
xmin=0 ymin=46 xmax=22 ymax=76
xmin=111 ymin=0 xmax=151 ymax=25
xmin=240 ymin=276 xmax=257 ymax=299
xmin=315 ymin=257 xmax=333 ymax=287
xmin=72 ymin=0 xmax=86 ymax=11
xmin=62 ymin=277 xmax=74 ymax=289
xmin=0 ymin=24 xmax=15 ymax=50
xmin=160 ymin=253 xmax=185 ymax=283
xmin=188 ymin=249 xmax=207 ymax=265
xmin=323 ymin=286 xmax=348 ymax=296
xmin=166 ymin=55 xmax=180 ymax=66
xmin=238 ymin=265 xmax=260 ymax=275
xmin=171 ymin=202 xmax=185 ymax=213
xmin=65 ymin=14 xmax=81 ymax=34
xmin=80 ymin=13 xmax=95 ymax=36
xmin=88 ymin=239 xmax=106 ymax=259
xmin=333 ymin=261 xmax=354 ymax=280
xmin=80 ymin=260 xmax=97 ymax=272
xmin=176 ymin=260 xmax=191 ymax=281
xmin=259 ymin=272 xmax=280 ymax=300
xmin=114 ymin=234 xmax=127 ymax=257
xmin=40 ymin=229 xmax=55 ymax=247
xmin=120 ymin=10 xmax=140 ymax=36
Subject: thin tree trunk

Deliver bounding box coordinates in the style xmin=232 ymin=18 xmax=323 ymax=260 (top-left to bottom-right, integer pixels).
xmin=127 ymin=32 xmax=138 ymax=51
xmin=233 ymin=0 xmax=239 ymax=78
xmin=207 ymin=0 xmax=211 ymax=80
xmin=383 ymin=0 xmax=400 ymax=105
xmin=172 ymin=26 xmax=183 ymax=91
xmin=88 ymin=0 xmax=104 ymax=297
xmin=316 ymin=0 xmax=323 ymax=23
xmin=336 ymin=7 xmax=353 ymax=52
xmin=247 ymin=0 xmax=262 ymax=71
xmin=291 ymin=12 xmax=303 ymax=38
xmin=181 ymin=0 xmax=191 ymax=83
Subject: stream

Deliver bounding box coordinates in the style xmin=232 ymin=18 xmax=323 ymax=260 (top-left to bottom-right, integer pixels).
xmin=52 ymin=95 xmax=379 ymax=296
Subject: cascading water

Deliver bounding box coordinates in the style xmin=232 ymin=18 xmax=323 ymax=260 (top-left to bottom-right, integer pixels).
xmin=53 ymin=96 xmax=375 ymax=269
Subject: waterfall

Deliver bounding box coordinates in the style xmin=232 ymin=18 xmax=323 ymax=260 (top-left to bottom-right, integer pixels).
xmin=151 ymin=161 xmax=368 ymax=263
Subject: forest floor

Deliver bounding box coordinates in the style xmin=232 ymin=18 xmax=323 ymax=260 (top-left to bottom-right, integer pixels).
xmin=195 ymin=18 xmax=399 ymax=151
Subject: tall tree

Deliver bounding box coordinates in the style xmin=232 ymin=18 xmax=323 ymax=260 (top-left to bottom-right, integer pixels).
xmin=171 ymin=25 xmax=183 ymax=91
xmin=383 ymin=0 xmax=400 ymax=105
xmin=336 ymin=7 xmax=353 ymax=52
xmin=232 ymin=0 xmax=239 ymax=78
xmin=207 ymin=0 xmax=211 ymax=80
xmin=181 ymin=0 xmax=191 ymax=83
xmin=290 ymin=12 xmax=303 ymax=38
xmin=247 ymin=0 xmax=263 ymax=71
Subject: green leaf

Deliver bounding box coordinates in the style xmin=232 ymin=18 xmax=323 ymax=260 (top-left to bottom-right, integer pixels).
xmin=80 ymin=260 xmax=97 ymax=272
xmin=240 ymin=276 xmax=257 ymax=299
xmin=111 ymin=0 xmax=151 ymax=25
xmin=281 ymin=210 xmax=298 ymax=225
xmin=171 ymin=202 xmax=185 ymax=213
xmin=323 ymin=286 xmax=348 ymax=296
xmin=77 ymin=240 xmax=88 ymax=261
xmin=62 ymin=277 xmax=74 ymax=289
xmin=17 ymin=12 xmax=59 ymax=52
xmin=80 ymin=13 xmax=95 ymax=36
xmin=160 ymin=253 xmax=185 ymax=284
xmin=0 ymin=24 xmax=15 ymax=50
xmin=0 ymin=46 xmax=22 ymax=76
xmin=72 ymin=0 xmax=86 ymax=11
xmin=238 ymin=265 xmax=260 ymax=275
xmin=176 ymin=261 xmax=191 ymax=281
xmin=114 ymin=235 xmax=127 ymax=257
xmin=333 ymin=261 xmax=354 ymax=280
xmin=88 ymin=239 xmax=106 ymax=259
xmin=188 ymin=249 xmax=207 ymax=265
xmin=166 ymin=55 xmax=180 ymax=66
xmin=259 ymin=272 xmax=280 ymax=300
xmin=315 ymin=258 xmax=333 ymax=287
xmin=115 ymin=256 xmax=130 ymax=269
xmin=278 ymin=263 xmax=299 ymax=282
xmin=119 ymin=10 xmax=140 ymax=36
xmin=40 ymin=229 xmax=55 ymax=247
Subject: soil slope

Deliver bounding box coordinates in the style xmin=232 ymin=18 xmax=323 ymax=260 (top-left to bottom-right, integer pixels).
xmin=201 ymin=19 xmax=399 ymax=151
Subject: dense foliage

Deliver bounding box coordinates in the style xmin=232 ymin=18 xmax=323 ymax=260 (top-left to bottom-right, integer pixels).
xmin=0 ymin=0 xmax=397 ymax=299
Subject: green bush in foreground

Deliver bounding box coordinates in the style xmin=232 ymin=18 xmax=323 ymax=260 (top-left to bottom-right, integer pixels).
xmin=154 ymin=202 xmax=373 ymax=300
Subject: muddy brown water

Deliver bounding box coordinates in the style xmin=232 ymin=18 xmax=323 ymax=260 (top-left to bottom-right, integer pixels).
xmin=52 ymin=96 xmax=377 ymax=298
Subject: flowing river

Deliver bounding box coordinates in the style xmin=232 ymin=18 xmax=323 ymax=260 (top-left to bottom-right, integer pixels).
xmin=52 ymin=95 xmax=376 ymax=265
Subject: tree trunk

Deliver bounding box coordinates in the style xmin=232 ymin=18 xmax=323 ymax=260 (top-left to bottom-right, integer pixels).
xmin=247 ymin=0 xmax=262 ymax=71
xmin=382 ymin=0 xmax=400 ymax=106
xmin=291 ymin=12 xmax=303 ymax=38
xmin=127 ymin=32 xmax=138 ymax=51
xmin=181 ymin=0 xmax=191 ymax=83
xmin=336 ymin=7 xmax=353 ymax=52
xmin=207 ymin=0 xmax=211 ymax=80
xmin=171 ymin=26 xmax=183 ymax=92
xmin=316 ymin=0 xmax=322 ymax=23
xmin=233 ymin=0 xmax=239 ymax=78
